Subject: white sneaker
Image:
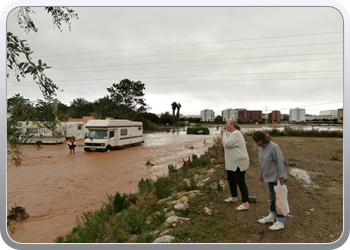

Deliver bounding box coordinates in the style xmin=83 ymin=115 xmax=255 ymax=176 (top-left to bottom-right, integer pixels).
xmin=269 ymin=221 xmax=284 ymax=230
xmin=258 ymin=216 xmax=274 ymax=224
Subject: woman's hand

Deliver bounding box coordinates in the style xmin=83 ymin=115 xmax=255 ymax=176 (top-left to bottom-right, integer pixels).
xmin=259 ymin=175 xmax=264 ymax=183
xmin=277 ymin=178 xmax=284 ymax=185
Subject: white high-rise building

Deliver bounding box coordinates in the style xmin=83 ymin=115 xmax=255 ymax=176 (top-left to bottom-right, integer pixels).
xmin=319 ymin=110 xmax=337 ymax=119
xmin=319 ymin=110 xmax=337 ymax=116
xmin=289 ymin=108 xmax=306 ymax=122
xmin=200 ymin=109 xmax=215 ymax=121
xmin=222 ymin=108 xmax=239 ymax=121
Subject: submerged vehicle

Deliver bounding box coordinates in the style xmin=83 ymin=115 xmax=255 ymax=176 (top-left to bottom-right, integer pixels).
xmin=84 ymin=118 xmax=143 ymax=152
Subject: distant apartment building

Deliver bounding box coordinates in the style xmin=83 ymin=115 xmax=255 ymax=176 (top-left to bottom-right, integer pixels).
xmin=310 ymin=110 xmax=337 ymax=120
xmin=319 ymin=110 xmax=337 ymax=116
xmin=289 ymin=108 xmax=306 ymax=122
xmin=314 ymin=110 xmax=338 ymax=120
xmin=200 ymin=109 xmax=215 ymax=122
xmin=238 ymin=109 xmax=262 ymax=122
xmin=268 ymin=110 xmax=281 ymax=122
xmin=337 ymin=108 xmax=343 ymax=123
xmin=222 ymin=108 xmax=239 ymax=121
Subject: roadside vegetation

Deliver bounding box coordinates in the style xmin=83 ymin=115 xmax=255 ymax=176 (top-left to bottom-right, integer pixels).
xmin=245 ymin=126 xmax=343 ymax=138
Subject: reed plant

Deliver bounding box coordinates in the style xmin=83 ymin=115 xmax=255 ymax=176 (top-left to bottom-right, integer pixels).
xmin=245 ymin=126 xmax=342 ymax=138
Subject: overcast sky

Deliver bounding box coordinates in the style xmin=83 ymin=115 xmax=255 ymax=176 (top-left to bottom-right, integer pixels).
xmin=6 ymin=5 xmax=344 ymax=116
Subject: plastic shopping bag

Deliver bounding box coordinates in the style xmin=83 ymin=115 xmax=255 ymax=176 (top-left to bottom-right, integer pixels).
xmin=274 ymin=181 xmax=290 ymax=216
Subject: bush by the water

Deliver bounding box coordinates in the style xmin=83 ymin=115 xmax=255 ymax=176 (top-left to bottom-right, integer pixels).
xmin=186 ymin=126 xmax=210 ymax=135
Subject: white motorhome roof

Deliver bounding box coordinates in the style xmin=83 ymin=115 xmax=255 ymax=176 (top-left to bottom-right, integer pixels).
xmin=65 ymin=122 xmax=84 ymax=124
xmin=85 ymin=119 xmax=142 ymax=128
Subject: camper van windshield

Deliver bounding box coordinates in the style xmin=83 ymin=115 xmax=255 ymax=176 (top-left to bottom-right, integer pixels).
xmin=88 ymin=130 xmax=108 ymax=139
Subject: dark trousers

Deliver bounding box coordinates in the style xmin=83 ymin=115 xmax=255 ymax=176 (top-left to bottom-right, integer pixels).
xmin=227 ymin=168 xmax=249 ymax=203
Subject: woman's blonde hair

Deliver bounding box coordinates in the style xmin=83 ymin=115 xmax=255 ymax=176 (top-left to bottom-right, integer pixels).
xmin=228 ymin=119 xmax=241 ymax=131
xmin=252 ymin=131 xmax=271 ymax=144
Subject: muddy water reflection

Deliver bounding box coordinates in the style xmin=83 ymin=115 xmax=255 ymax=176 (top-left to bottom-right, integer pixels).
xmin=7 ymin=132 xmax=217 ymax=243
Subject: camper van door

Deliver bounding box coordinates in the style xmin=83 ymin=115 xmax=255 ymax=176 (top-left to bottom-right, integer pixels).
xmin=109 ymin=130 xmax=116 ymax=147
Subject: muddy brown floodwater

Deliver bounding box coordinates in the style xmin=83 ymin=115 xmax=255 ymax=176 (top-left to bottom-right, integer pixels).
xmin=7 ymin=131 xmax=218 ymax=243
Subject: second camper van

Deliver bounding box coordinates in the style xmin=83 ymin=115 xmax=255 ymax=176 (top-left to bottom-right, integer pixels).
xmin=15 ymin=121 xmax=66 ymax=144
xmin=84 ymin=118 xmax=143 ymax=152
xmin=64 ymin=122 xmax=86 ymax=140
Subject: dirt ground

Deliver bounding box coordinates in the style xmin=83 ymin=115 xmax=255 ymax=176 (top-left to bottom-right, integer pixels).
xmin=207 ymin=136 xmax=344 ymax=243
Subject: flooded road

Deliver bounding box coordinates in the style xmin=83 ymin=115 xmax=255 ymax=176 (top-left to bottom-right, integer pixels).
xmin=7 ymin=131 xmax=218 ymax=243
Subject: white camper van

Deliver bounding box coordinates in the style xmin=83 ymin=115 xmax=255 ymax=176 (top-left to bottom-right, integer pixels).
xmin=64 ymin=122 xmax=85 ymax=140
xmin=84 ymin=118 xmax=143 ymax=152
xmin=15 ymin=121 xmax=66 ymax=144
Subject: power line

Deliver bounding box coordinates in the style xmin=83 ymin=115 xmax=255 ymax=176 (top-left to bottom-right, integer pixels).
xmin=8 ymin=77 xmax=343 ymax=86
xmin=46 ymin=41 xmax=343 ymax=64
xmin=51 ymin=51 xmax=343 ymax=70
xmin=8 ymin=69 xmax=343 ymax=83
xmin=44 ymin=57 xmax=343 ymax=74
xmin=36 ymin=31 xmax=342 ymax=58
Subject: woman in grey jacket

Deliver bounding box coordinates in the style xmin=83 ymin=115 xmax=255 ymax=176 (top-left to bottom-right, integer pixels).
xmin=253 ymin=131 xmax=287 ymax=231
xmin=221 ymin=119 xmax=250 ymax=211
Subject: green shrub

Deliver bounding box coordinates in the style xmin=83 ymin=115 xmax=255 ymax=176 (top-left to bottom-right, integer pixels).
xmin=137 ymin=178 xmax=154 ymax=194
xmin=153 ymin=176 xmax=172 ymax=199
xmin=168 ymin=164 xmax=178 ymax=173
xmin=113 ymin=192 xmax=128 ymax=214
xmin=186 ymin=126 xmax=210 ymax=135
xmin=114 ymin=206 xmax=147 ymax=235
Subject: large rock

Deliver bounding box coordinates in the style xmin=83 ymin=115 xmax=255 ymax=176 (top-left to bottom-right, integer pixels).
xmin=174 ymin=201 xmax=189 ymax=210
xmin=248 ymin=196 xmax=257 ymax=203
xmin=165 ymin=210 xmax=175 ymax=218
xmin=153 ymin=235 xmax=175 ymax=243
xmin=202 ymin=207 xmax=212 ymax=215
xmin=209 ymin=182 xmax=219 ymax=190
xmin=163 ymin=215 xmax=190 ymax=228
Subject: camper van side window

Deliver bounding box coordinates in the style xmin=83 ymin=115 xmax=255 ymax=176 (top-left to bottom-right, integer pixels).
xmin=78 ymin=125 xmax=82 ymax=130
xmin=27 ymin=128 xmax=38 ymax=134
xmin=109 ymin=131 xmax=114 ymax=138
xmin=138 ymin=127 xmax=142 ymax=131
xmin=16 ymin=122 xmax=22 ymax=126
xmin=121 ymin=129 xmax=127 ymax=136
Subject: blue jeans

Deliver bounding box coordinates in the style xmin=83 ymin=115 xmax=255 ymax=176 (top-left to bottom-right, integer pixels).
xmin=268 ymin=182 xmax=287 ymax=223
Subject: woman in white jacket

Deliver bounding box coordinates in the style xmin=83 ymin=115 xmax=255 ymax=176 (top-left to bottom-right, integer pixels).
xmin=221 ymin=119 xmax=250 ymax=211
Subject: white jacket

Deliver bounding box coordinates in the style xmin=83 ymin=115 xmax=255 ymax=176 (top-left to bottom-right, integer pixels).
xmin=221 ymin=130 xmax=249 ymax=172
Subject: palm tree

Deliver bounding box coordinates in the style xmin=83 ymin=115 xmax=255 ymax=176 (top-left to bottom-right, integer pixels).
xmin=171 ymin=102 xmax=178 ymax=123
xmin=176 ymin=103 xmax=181 ymax=123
